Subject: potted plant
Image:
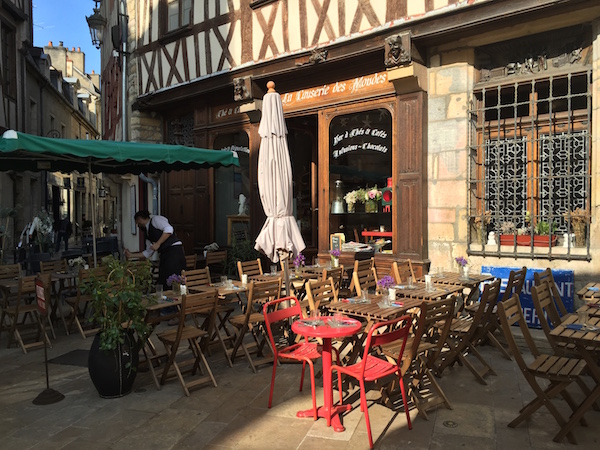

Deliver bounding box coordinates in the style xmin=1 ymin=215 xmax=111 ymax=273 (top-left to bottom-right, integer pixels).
xmin=83 ymin=256 xmax=154 ymax=398
xmin=533 ymin=220 xmax=558 ymax=247
xmin=364 ymin=186 xmax=382 ymax=213
xmin=329 ymin=248 xmax=341 ymax=267
xmin=563 ymin=207 xmax=589 ymax=247
xmin=498 ymin=221 xmax=530 ymax=246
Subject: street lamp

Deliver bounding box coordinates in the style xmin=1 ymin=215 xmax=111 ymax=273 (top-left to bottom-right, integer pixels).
xmin=86 ymin=1 xmax=106 ymax=49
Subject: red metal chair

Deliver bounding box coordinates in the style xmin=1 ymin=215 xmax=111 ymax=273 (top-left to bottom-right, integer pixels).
xmin=331 ymin=315 xmax=413 ymax=449
xmin=262 ymin=296 xmax=322 ymax=420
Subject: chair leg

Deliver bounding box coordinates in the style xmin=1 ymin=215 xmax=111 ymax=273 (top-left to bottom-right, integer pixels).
xmin=360 ymin=379 xmax=374 ymax=449
xmin=399 ymin=373 xmax=412 ymax=430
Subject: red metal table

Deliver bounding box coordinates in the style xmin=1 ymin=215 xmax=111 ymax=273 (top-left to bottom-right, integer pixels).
xmin=291 ymin=315 xmax=362 ymax=432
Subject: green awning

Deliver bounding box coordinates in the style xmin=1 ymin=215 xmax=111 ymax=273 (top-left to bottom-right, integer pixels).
xmin=0 ymin=130 xmax=239 ymax=174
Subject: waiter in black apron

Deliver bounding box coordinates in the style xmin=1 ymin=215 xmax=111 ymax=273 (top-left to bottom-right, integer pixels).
xmin=124 ymin=210 xmax=186 ymax=286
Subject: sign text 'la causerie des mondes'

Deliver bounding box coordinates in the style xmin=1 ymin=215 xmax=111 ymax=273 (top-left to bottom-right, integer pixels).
xmin=281 ymin=73 xmax=388 ymax=107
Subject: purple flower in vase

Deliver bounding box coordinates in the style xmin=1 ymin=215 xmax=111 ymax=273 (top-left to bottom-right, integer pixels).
xmin=377 ymin=275 xmax=395 ymax=290
xmin=329 ymin=249 xmax=341 ymax=258
xmin=454 ymin=256 xmax=468 ymax=267
xmin=293 ymin=253 xmax=306 ymax=268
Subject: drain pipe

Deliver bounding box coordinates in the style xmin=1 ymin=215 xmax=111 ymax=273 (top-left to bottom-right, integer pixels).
xmin=139 ymin=173 xmax=158 ymax=215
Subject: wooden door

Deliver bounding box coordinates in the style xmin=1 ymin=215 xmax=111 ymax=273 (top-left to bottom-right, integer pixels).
xmin=162 ymin=169 xmax=210 ymax=255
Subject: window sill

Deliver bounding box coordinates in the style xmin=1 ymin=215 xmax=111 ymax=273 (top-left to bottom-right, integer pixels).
xmin=468 ymin=243 xmax=590 ymax=261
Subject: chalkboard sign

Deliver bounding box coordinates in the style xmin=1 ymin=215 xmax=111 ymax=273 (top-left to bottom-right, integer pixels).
xmin=330 ymin=233 xmax=345 ymax=252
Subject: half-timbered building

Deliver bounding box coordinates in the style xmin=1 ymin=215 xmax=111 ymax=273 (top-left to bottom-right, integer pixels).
xmin=100 ymin=0 xmax=600 ymax=282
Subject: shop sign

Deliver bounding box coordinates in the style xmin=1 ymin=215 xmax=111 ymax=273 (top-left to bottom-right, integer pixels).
xmin=212 ymin=103 xmax=243 ymax=122
xmin=481 ymin=266 xmax=574 ymax=328
xmin=281 ymin=72 xmax=390 ymax=110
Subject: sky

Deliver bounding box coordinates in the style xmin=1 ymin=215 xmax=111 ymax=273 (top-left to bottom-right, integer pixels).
xmin=33 ymin=1 xmax=101 ymax=75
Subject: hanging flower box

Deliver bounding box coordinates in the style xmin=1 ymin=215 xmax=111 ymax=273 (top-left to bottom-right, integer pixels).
xmin=499 ymin=234 xmax=558 ymax=247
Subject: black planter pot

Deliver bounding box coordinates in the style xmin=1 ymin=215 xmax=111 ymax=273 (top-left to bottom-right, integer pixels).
xmin=88 ymin=331 xmax=139 ymax=398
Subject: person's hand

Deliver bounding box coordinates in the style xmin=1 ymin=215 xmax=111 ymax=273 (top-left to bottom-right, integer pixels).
xmin=124 ymin=249 xmax=131 ymax=259
xmin=150 ymin=242 xmax=160 ymax=251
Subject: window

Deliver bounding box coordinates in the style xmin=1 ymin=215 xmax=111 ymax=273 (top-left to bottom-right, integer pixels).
xmin=29 ymin=99 xmax=38 ymax=135
xmin=1 ymin=23 xmax=17 ymax=99
xmin=166 ymin=0 xmax=192 ymax=33
xmin=468 ymin=27 xmax=592 ymax=260
xmin=329 ymin=108 xmax=393 ymax=244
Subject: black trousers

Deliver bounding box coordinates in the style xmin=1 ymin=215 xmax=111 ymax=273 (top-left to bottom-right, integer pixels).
xmin=157 ymin=245 xmax=186 ymax=286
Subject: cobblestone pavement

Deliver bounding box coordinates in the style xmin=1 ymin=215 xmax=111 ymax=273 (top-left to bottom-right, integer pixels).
xmin=0 ymin=323 xmax=598 ymax=449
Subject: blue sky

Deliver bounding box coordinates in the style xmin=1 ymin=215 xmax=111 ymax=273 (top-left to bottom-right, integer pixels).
xmin=33 ymin=1 xmax=101 ymax=75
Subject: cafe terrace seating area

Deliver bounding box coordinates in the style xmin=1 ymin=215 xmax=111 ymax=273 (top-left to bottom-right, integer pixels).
xmin=1 ymin=255 xmax=600 ymax=448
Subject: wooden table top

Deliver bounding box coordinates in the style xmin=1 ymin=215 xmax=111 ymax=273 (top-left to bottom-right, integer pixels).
xmin=394 ymin=281 xmax=464 ymax=300
xmin=328 ymin=296 xmax=422 ymax=322
xmin=576 ymin=282 xmax=600 ymax=302
xmin=418 ymin=272 xmax=495 ymax=289
xmin=550 ymin=313 xmax=600 ymax=347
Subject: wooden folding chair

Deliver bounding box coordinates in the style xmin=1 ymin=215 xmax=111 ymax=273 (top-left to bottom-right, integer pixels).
xmin=157 ymin=290 xmax=219 ymax=396
xmin=373 ymin=258 xmax=395 ymax=281
xmin=0 ymin=263 xmax=23 ymax=340
xmin=436 ymin=279 xmax=501 ymax=384
xmin=140 ymin=297 xmax=182 ymax=390
xmin=65 ymin=266 xmax=108 ymax=339
xmin=352 ymin=266 xmax=377 ymax=297
xmin=321 ymin=266 xmax=344 ymax=297
xmin=226 ymin=278 xmax=281 ymax=373
xmin=392 ymin=260 xmax=415 ymax=284
xmin=5 ymin=274 xmax=52 ymax=353
xmin=332 ymin=315 xmax=413 ymax=449
xmin=205 ymin=250 xmax=227 ymax=280
xmin=182 ymin=267 xmax=211 ymax=290
xmin=348 ymin=258 xmax=373 ymax=293
xmin=40 ymin=259 xmax=71 ymax=338
xmin=184 ymin=254 xmax=197 ymax=270
xmin=305 ymin=277 xmax=338 ymax=316
xmin=498 ymin=294 xmax=588 ymax=444
xmin=237 ymin=258 xmax=263 ymax=279
xmin=531 ymin=282 xmax=576 ymax=356
xmin=534 ymin=268 xmax=568 ymax=317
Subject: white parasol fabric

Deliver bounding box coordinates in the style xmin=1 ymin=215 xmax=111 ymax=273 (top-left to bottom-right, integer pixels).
xmin=255 ymin=82 xmax=306 ymax=263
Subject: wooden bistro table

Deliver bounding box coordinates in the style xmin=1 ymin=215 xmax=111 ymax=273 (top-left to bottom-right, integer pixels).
xmin=576 ymin=282 xmax=600 ymax=304
xmin=419 ymin=272 xmax=495 ymax=310
xmin=549 ymin=313 xmax=600 ymax=443
xmin=291 ymin=315 xmax=362 ymax=432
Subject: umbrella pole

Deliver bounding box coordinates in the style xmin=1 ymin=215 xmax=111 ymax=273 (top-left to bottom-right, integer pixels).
xmin=279 ymin=249 xmax=291 ymax=298
xmin=88 ymin=161 xmax=98 ymax=267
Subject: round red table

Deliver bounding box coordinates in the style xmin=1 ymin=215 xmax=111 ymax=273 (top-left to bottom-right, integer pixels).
xmin=292 ymin=315 xmax=362 ymax=431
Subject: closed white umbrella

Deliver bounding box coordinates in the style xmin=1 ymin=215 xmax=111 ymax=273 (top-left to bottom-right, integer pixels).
xmin=255 ymin=82 xmax=306 ymax=293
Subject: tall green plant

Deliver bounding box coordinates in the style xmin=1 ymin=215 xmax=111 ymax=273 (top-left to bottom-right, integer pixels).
xmin=83 ymin=256 xmax=154 ymax=353
xmin=225 ymin=239 xmax=261 ymax=276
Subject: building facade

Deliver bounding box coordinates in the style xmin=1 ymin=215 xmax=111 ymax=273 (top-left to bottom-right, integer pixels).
xmin=0 ymin=0 xmax=101 ymax=261
xmin=101 ymin=0 xmax=600 ymax=285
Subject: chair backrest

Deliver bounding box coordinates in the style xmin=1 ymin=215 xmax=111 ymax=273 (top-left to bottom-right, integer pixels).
xmin=373 ymin=258 xmax=395 ymax=280
xmin=393 ymin=260 xmax=415 ymax=284
xmin=349 ymin=257 xmax=374 ymax=292
xmin=184 ymin=289 xmax=219 ymax=348
xmin=18 ymin=274 xmax=38 ymax=297
xmin=359 ymin=315 xmax=412 ymax=377
xmin=248 ymin=278 xmax=282 ymax=308
xmin=40 ymin=259 xmax=67 ymax=274
xmin=419 ymin=296 xmax=456 ymax=352
xmin=305 ymin=277 xmax=338 ymax=313
xmin=321 ymin=266 xmax=344 ymax=294
xmin=78 ymin=265 xmax=109 ymax=297
xmin=534 ymin=268 xmax=568 ymax=317
xmin=468 ymin=278 xmax=502 ymax=342
xmin=531 ymin=281 xmax=564 ymax=354
xmin=206 ymin=250 xmax=227 ymax=266
xmin=497 ymin=293 xmax=541 ymax=372
xmin=237 ymin=258 xmax=263 ymax=278
xmin=501 ymin=266 xmax=527 ymax=302
xmin=185 ymin=254 xmax=197 ymax=270
xmin=182 ymin=267 xmax=211 ymax=289
xmin=352 ymin=267 xmax=377 ymax=296
xmin=0 ymin=263 xmax=21 ymax=279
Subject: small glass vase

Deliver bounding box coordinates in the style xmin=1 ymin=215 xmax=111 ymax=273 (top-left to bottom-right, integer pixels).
xmin=347 ymin=202 xmax=355 ymax=213
xmin=365 ymin=199 xmax=378 ymax=213
xmin=459 ymin=265 xmax=470 ymax=281
xmin=331 ymin=257 xmax=340 ymax=268
xmin=172 ymin=282 xmax=181 ymax=295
